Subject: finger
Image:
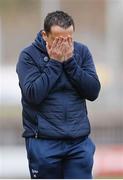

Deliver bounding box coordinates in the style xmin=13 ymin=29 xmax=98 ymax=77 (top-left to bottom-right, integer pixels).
xmin=67 ymin=36 xmax=72 ymax=46
xmin=52 ymin=37 xmax=59 ymax=49
xmin=68 ymin=35 xmax=72 ymax=41
xmin=46 ymin=41 xmax=50 ymax=51
xmin=63 ymin=37 xmax=67 ymax=43
xmin=56 ymin=36 xmax=64 ymax=47
xmin=63 ymin=38 xmax=71 ymax=50
xmin=60 ymin=37 xmax=68 ymax=52
xmin=68 ymin=37 xmax=73 ymax=52
xmin=64 ymin=38 xmax=73 ymax=56
xmin=59 ymin=40 xmax=66 ymax=52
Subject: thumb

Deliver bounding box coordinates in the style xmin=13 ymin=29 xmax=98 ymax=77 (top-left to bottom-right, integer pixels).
xmin=46 ymin=41 xmax=50 ymax=50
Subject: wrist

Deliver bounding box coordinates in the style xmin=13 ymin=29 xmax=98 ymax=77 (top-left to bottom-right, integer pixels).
xmin=64 ymin=53 xmax=73 ymax=61
xmin=50 ymin=55 xmax=64 ymax=63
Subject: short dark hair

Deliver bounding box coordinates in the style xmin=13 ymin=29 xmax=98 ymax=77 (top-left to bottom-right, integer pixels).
xmin=44 ymin=11 xmax=75 ymax=34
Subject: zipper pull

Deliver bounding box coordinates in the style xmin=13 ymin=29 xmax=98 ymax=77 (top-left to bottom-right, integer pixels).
xmin=35 ymin=131 xmax=38 ymax=139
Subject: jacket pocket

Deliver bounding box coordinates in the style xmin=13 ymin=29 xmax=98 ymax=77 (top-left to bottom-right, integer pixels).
xmin=81 ymin=137 xmax=96 ymax=169
xmin=37 ymin=114 xmax=54 ymax=137
xmin=36 ymin=114 xmax=65 ymax=138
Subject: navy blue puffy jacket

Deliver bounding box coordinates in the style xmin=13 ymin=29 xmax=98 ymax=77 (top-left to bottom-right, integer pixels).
xmin=16 ymin=32 xmax=101 ymax=139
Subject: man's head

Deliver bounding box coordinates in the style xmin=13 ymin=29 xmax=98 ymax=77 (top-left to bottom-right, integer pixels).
xmin=42 ymin=11 xmax=75 ymax=48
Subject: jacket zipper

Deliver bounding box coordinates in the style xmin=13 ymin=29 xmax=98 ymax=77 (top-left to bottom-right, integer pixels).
xmin=63 ymin=89 xmax=69 ymax=136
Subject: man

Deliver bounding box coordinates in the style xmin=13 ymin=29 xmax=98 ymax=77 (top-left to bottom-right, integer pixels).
xmin=16 ymin=11 xmax=100 ymax=179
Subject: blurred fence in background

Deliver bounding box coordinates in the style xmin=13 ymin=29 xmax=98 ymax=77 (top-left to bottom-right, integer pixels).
xmin=0 ymin=0 xmax=123 ymax=178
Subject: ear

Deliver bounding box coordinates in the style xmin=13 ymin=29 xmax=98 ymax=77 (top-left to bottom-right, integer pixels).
xmin=41 ymin=31 xmax=48 ymax=42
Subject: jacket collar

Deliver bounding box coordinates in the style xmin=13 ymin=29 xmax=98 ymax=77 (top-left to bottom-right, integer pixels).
xmin=33 ymin=30 xmax=48 ymax=54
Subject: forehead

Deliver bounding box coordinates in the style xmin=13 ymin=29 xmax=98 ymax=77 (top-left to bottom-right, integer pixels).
xmin=50 ymin=25 xmax=74 ymax=38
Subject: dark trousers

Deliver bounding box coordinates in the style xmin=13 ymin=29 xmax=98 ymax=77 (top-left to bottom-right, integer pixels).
xmin=25 ymin=136 xmax=95 ymax=179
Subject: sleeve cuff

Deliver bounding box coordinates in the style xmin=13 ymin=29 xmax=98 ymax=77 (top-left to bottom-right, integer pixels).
xmin=63 ymin=56 xmax=78 ymax=71
xmin=45 ymin=58 xmax=63 ymax=70
xmin=63 ymin=57 xmax=73 ymax=65
xmin=49 ymin=58 xmax=63 ymax=65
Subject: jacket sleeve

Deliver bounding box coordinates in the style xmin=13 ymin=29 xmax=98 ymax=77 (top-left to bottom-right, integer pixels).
xmin=63 ymin=45 xmax=101 ymax=101
xmin=16 ymin=52 xmax=63 ymax=104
